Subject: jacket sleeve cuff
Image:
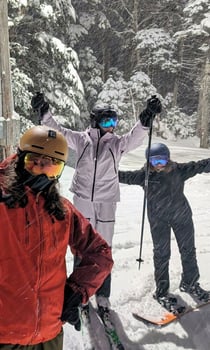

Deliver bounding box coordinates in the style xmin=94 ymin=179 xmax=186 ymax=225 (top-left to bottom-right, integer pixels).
xmin=68 ymin=282 xmax=89 ymax=304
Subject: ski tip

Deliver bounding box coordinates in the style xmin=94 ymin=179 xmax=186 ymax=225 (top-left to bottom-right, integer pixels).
xmin=161 ymin=312 xmax=178 ymax=324
xmin=132 ymin=311 xmax=177 ymax=327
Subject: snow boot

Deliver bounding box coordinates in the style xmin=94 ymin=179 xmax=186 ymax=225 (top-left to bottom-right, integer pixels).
xmin=153 ymin=293 xmax=178 ymax=312
xmin=179 ymin=281 xmax=210 ymax=302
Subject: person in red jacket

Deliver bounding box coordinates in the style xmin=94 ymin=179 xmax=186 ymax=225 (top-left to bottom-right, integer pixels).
xmin=0 ymin=125 xmax=113 ymax=349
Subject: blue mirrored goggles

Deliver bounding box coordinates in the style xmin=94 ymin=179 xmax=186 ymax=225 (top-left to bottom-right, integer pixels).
xmin=98 ymin=117 xmax=118 ymax=128
xmin=149 ymin=156 xmax=168 ymax=167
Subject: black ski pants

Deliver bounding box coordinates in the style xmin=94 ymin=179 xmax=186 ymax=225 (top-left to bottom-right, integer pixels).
xmin=150 ymin=213 xmax=200 ymax=296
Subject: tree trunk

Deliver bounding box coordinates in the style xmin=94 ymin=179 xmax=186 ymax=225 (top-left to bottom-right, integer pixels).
xmin=173 ymin=38 xmax=184 ymax=107
xmin=0 ymin=0 xmax=13 ymax=120
xmin=199 ymin=56 xmax=210 ymax=148
xmin=0 ymin=0 xmax=19 ymax=159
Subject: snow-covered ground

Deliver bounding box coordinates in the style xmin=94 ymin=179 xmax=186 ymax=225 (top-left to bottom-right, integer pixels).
xmin=60 ymin=136 xmax=210 ymax=350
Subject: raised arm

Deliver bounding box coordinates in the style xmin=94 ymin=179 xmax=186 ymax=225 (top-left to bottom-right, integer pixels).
xmin=178 ymin=158 xmax=210 ymax=181
xmin=31 ymin=92 xmax=81 ymax=150
xmin=119 ymin=96 xmax=162 ymax=153
xmin=119 ymin=169 xmax=145 ymax=186
xmin=42 ymin=111 xmax=81 ymax=150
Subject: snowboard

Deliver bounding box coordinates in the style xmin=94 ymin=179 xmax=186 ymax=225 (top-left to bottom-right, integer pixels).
xmin=132 ymin=299 xmax=210 ymax=328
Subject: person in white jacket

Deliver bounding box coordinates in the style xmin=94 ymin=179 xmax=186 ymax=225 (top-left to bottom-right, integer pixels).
xmin=31 ymin=93 xmax=162 ymax=315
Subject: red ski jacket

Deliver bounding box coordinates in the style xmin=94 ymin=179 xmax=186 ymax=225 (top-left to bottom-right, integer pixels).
xmin=0 ymin=188 xmax=113 ymax=345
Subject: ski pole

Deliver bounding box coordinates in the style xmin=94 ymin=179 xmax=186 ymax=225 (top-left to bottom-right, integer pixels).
xmin=31 ymin=91 xmax=45 ymax=125
xmin=37 ymin=106 xmax=42 ymax=125
xmin=136 ymin=116 xmax=153 ymax=270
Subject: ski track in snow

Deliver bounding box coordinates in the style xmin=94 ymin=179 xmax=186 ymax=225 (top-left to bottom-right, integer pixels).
xmin=61 ymin=137 xmax=210 ymax=350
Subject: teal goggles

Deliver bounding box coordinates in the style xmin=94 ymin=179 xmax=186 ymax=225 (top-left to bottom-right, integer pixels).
xmin=98 ymin=117 xmax=118 ymax=128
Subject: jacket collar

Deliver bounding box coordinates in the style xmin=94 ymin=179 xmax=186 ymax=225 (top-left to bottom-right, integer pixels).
xmin=87 ymin=127 xmax=115 ymax=141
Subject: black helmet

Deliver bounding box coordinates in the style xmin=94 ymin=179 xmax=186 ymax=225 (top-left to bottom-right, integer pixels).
xmin=145 ymin=143 xmax=170 ymax=159
xmin=90 ymin=105 xmax=118 ymax=128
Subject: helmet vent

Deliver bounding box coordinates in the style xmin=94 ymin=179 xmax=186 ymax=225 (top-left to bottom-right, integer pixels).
xmin=55 ymin=151 xmax=65 ymax=156
xmin=31 ymin=145 xmax=44 ymax=150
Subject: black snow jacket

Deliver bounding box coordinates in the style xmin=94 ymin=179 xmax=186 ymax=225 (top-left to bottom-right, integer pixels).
xmin=119 ymin=159 xmax=210 ymax=222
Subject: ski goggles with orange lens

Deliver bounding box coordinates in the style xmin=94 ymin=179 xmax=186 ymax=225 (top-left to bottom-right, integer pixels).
xmin=149 ymin=156 xmax=168 ymax=167
xmin=98 ymin=117 xmax=118 ymax=128
xmin=24 ymin=153 xmax=65 ymax=179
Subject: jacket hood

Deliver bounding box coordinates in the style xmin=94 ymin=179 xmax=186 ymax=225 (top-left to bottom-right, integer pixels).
xmin=0 ymin=153 xmax=17 ymax=190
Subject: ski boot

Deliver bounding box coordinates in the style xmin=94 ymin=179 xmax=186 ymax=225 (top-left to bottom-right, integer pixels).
xmin=97 ymin=303 xmax=125 ymax=350
xmin=96 ymin=295 xmax=111 ymax=318
xmin=153 ymin=293 xmax=178 ymax=313
xmin=180 ymin=281 xmax=210 ymax=302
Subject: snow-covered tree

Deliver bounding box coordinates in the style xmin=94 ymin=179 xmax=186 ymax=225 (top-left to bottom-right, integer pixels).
xmin=8 ymin=0 xmax=84 ymax=130
xmin=77 ymin=47 xmax=104 ymax=125
xmin=96 ymin=71 xmax=163 ymax=133
xmin=7 ymin=0 xmax=208 ymax=141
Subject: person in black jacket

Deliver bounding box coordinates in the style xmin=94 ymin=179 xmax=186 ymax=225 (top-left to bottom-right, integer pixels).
xmin=119 ymin=143 xmax=210 ymax=307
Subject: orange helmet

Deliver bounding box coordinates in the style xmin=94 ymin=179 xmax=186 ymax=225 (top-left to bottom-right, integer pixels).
xmin=19 ymin=126 xmax=68 ymax=162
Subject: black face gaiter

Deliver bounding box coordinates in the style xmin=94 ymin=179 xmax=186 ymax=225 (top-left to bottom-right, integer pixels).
xmin=23 ymin=173 xmax=53 ymax=193
xmin=15 ymin=151 xmax=55 ymax=193
xmin=16 ymin=151 xmax=55 ymax=193
xmin=98 ymin=126 xmax=114 ymax=137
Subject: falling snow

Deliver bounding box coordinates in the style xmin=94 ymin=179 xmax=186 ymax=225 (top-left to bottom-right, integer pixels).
xmin=60 ymin=136 xmax=210 ymax=350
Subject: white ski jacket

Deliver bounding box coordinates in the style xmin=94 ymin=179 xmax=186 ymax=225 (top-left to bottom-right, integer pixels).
xmin=42 ymin=112 xmax=148 ymax=202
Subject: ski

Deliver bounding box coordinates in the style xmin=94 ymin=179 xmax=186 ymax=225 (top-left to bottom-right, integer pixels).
xmin=80 ymin=302 xmax=123 ymax=350
xmin=132 ymin=299 xmax=210 ymax=328
xmin=80 ymin=305 xmax=96 ymax=350
xmin=97 ymin=307 xmax=125 ymax=350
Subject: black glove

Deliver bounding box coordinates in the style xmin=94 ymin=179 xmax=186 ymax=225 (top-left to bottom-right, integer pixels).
xmin=139 ymin=95 xmax=162 ymax=127
xmin=61 ymin=284 xmax=83 ymax=331
xmin=31 ymin=92 xmax=49 ymax=117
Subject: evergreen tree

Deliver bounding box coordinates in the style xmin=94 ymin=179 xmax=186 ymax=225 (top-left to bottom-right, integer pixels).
xmin=8 ymin=0 xmax=84 ymax=129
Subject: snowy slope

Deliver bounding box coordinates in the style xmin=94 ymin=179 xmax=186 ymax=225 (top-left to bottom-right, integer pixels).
xmin=60 ymin=137 xmax=210 ymax=350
